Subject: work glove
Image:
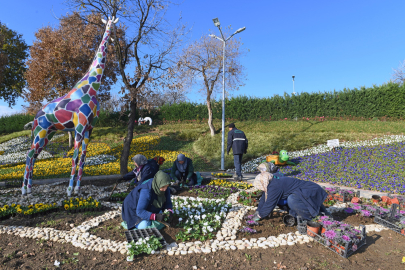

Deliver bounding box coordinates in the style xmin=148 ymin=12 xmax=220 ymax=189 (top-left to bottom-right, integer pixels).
xmin=155 ymin=213 xmax=164 ymax=222
xmin=252 ymin=211 xmax=261 ymax=221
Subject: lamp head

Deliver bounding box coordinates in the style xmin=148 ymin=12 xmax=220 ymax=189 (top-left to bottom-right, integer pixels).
xmin=235 ymin=27 xmax=246 ymax=34
xmin=292 ymin=75 xmax=295 ymax=80
xmin=212 ymin=18 xmax=220 ymax=27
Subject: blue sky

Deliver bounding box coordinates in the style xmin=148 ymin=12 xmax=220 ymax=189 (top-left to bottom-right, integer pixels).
xmin=1 ymin=0 xmax=405 ymax=115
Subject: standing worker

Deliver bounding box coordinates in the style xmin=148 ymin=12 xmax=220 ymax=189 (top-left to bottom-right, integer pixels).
xmin=227 ymin=123 xmax=248 ymax=181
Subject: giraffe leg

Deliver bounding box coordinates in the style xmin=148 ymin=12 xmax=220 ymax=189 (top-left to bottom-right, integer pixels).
xmin=22 ymin=129 xmax=54 ymax=195
xmin=67 ymin=131 xmax=87 ymax=196
xmin=74 ymin=129 xmax=91 ymax=194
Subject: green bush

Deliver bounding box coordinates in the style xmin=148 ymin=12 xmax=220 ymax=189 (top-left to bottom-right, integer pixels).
xmin=0 ymin=113 xmax=34 ymax=134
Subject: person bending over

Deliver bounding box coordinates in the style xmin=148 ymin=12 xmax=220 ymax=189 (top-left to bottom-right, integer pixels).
xmin=122 ymin=171 xmax=173 ymax=230
xmin=170 ymin=154 xmax=197 ymax=186
xmin=253 ymin=164 xmax=328 ymax=221
xmin=120 ymin=154 xmax=160 ymax=186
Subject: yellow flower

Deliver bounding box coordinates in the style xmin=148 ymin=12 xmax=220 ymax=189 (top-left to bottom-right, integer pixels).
xmin=402 ymin=257 xmax=405 ymax=264
xmin=11 ymin=203 xmax=16 ymax=207
xmin=64 ymin=204 xmax=69 ymax=210
xmin=28 ymin=205 xmax=33 ymax=209
xmin=17 ymin=208 xmax=22 ymax=213
xmin=3 ymin=205 xmax=8 ymax=210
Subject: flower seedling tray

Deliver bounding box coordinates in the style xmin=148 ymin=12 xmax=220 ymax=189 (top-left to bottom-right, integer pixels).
xmin=125 ymin=228 xmax=167 ymax=248
xmin=297 ymin=216 xmax=367 ymax=259
xmin=374 ymin=204 xmax=405 ymax=237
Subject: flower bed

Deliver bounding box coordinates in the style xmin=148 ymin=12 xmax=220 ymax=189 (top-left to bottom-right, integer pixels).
xmin=187 ymin=185 xmax=238 ymax=199
xmin=62 ymin=197 xmax=103 ymax=212
xmin=298 ymin=215 xmax=367 ymax=258
xmin=208 ymin=179 xmax=252 ymax=190
xmin=171 ymin=197 xmax=230 ymax=242
xmin=211 ymin=173 xmax=233 ymax=178
xmin=1 ymin=203 xmax=59 ymax=220
xmin=0 ymin=135 xmax=185 ymax=180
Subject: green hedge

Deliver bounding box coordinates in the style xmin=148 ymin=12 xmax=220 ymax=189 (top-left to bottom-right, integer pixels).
xmin=159 ymin=82 xmax=405 ymax=121
xmin=0 ymin=113 xmax=35 ymax=134
xmin=2 ymin=82 xmax=404 ymax=134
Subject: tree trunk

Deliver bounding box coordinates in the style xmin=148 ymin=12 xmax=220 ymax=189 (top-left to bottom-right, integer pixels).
xmin=206 ymin=98 xmax=215 ymax=136
xmin=68 ymin=131 xmax=73 ymax=148
xmin=120 ymin=98 xmax=137 ymax=175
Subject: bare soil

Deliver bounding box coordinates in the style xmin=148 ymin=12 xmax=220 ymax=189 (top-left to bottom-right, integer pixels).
xmin=237 ymin=211 xmax=297 ymax=239
xmin=331 ymin=212 xmax=375 ymax=226
xmin=89 ymin=217 xmax=127 ymax=242
xmin=0 ymin=208 xmax=112 ymax=231
xmin=0 ymin=230 xmax=404 ymax=269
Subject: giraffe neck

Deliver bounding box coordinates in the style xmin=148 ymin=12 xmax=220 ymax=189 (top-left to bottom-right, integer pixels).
xmin=88 ymin=25 xmax=111 ymax=77
xmin=70 ymin=24 xmax=112 ymax=96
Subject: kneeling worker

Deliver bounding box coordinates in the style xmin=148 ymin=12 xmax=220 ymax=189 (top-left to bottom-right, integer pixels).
xmin=122 ymin=171 xmax=173 ymax=230
xmin=253 ymin=164 xmax=328 ymax=221
xmin=171 ymin=154 xmax=197 ymax=186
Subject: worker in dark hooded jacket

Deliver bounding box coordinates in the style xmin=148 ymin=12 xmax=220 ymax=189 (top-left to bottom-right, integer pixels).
xmin=252 ymin=164 xmax=328 ymax=221
xmin=122 ymin=170 xmax=173 ymax=230
xmin=227 ymin=123 xmax=248 ymax=181
xmin=170 ymin=154 xmax=197 ymax=186
xmin=120 ymin=154 xmax=159 ymax=185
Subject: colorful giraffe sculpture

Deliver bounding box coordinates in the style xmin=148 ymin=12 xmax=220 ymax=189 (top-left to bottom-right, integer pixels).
xmin=23 ymin=16 xmax=119 ymax=196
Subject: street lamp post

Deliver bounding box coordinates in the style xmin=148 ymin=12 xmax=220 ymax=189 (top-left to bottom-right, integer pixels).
xmin=210 ymin=18 xmax=245 ymax=171
xmin=292 ymin=76 xmax=297 ymax=121
xmin=292 ymin=75 xmax=296 ymax=95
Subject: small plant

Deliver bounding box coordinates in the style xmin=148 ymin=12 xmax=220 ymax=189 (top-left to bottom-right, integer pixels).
xmin=127 ymin=236 xmax=163 ymax=260
xmin=245 ymin=219 xmax=259 ymax=226
xmin=245 ymin=253 xmax=252 ymax=261
xmin=239 ymin=226 xmax=257 ymax=234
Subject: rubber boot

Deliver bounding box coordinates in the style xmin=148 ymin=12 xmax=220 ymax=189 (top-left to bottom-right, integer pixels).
xmin=67 ymin=186 xmax=73 ymax=197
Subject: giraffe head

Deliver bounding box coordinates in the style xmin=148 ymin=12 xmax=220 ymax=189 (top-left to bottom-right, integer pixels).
xmin=101 ymin=16 xmax=119 ymax=42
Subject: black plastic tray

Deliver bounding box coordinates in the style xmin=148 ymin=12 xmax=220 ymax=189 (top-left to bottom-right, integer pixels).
xmin=125 ymin=228 xmax=167 ymax=248
xmin=297 ymin=216 xmax=367 ymax=258
xmin=374 ymin=204 xmax=405 ymax=236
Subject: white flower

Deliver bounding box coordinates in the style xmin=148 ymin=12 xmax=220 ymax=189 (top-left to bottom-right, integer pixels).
xmin=179 ymin=218 xmax=183 ymax=222
xmin=54 ymin=260 xmax=60 ymax=267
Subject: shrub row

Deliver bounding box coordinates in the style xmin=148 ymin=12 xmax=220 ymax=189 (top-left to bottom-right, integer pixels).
xmin=2 ymin=82 xmax=404 ymax=133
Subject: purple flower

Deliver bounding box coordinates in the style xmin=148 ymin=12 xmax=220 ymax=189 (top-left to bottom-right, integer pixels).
xmin=353 ymin=206 xmax=361 ymax=210
xmin=361 ymin=210 xmax=371 ymax=217
xmin=400 ymin=210 xmax=405 ymax=215
xmin=324 ymin=230 xmax=337 ymax=240
xmin=344 ymin=208 xmax=354 ymax=214
xmin=352 ymin=244 xmax=358 ymax=251
xmin=320 ymin=216 xmax=329 ymax=220
xmin=322 ymin=220 xmax=334 ymax=226
xmin=342 ymin=235 xmax=350 ymax=241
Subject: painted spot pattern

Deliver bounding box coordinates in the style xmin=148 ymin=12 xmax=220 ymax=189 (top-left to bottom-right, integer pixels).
xmin=22 ymin=17 xmax=118 ymax=195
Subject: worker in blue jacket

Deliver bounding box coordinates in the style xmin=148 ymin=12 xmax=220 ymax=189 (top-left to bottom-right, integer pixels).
xmin=227 ymin=123 xmax=248 ymax=181
xmin=122 ymin=171 xmax=173 ymax=230
xmin=119 ymin=154 xmax=159 ymax=185
xmin=252 ymin=165 xmax=328 ymax=221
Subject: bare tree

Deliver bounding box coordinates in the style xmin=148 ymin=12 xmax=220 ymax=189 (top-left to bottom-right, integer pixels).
xmin=177 ymin=30 xmax=247 ymax=136
xmin=102 ymin=94 xmax=126 ymax=112
xmin=66 ymin=0 xmax=187 ymax=174
xmin=392 ymin=60 xmax=405 ymax=85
